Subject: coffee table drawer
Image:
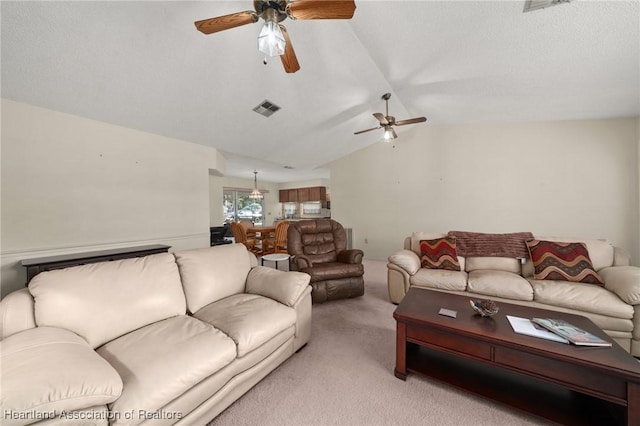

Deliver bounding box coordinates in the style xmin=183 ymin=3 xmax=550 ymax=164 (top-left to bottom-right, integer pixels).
xmin=407 ymin=326 xmax=491 ymax=360
xmin=494 ymin=346 xmax=627 ymax=401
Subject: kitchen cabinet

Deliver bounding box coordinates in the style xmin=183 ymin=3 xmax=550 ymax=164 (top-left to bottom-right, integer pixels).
xmin=309 ymin=186 xmax=326 ymax=202
xmin=297 ymin=187 xmax=310 ymax=202
xmin=279 ymin=186 xmax=327 ymax=203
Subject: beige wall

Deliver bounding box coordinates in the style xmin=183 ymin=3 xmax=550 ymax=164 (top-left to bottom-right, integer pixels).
xmin=279 ymin=179 xmax=330 ymax=191
xmin=329 ymin=118 xmax=640 ymax=265
xmin=3 ymin=100 xmax=637 ymax=297
xmin=1 ymin=99 xmax=220 ymax=297
xmin=637 ymin=116 xmax=640 ymax=261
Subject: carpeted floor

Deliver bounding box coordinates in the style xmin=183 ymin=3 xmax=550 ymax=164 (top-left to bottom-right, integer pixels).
xmin=209 ymin=259 xmax=550 ymax=426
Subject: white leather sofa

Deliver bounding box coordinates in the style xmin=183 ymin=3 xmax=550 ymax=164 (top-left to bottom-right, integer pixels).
xmin=387 ymin=232 xmax=640 ymax=357
xmin=0 ymin=243 xmax=312 ymax=425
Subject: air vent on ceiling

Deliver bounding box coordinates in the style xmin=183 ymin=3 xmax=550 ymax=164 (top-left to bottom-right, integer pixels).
xmin=523 ymin=0 xmax=571 ymax=13
xmin=253 ymin=100 xmax=281 ymax=117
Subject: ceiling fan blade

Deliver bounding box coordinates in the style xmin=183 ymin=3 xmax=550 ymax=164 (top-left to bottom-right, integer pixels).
xmin=354 ymin=126 xmax=382 ymax=135
xmin=279 ymin=25 xmax=301 ymax=73
xmin=194 ymin=11 xmax=258 ymax=35
xmin=373 ymin=113 xmax=389 ymax=125
xmin=394 ymin=117 xmax=427 ymax=126
xmin=287 ymin=0 xmax=356 ymax=20
xmin=391 ymin=128 xmax=398 ymax=139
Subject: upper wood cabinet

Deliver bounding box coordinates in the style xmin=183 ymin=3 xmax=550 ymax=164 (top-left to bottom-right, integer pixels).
xmin=279 ymin=186 xmax=327 ymax=203
xmin=297 ymin=187 xmax=310 ymax=202
xmin=309 ymin=186 xmax=326 ymax=202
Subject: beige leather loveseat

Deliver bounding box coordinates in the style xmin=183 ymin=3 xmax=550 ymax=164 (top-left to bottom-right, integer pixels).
xmin=0 ymin=243 xmax=312 ymax=425
xmin=387 ymin=232 xmax=640 ymax=357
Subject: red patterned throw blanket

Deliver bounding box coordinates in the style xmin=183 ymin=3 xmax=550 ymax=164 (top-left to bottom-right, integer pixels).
xmin=447 ymin=230 xmax=534 ymax=258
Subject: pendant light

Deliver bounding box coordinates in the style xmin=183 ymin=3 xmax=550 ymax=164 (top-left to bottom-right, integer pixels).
xmin=249 ymin=170 xmax=263 ymax=199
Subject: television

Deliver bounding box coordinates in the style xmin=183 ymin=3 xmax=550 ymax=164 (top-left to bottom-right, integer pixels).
xmin=210 ymin=226 xmax=231 ymax=246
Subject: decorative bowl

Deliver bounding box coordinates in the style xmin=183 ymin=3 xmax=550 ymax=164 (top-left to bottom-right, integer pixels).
xmin=470 ymin=299 xmax=499 ymax=317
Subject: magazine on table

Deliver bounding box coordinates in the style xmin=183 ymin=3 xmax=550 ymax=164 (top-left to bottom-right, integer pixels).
xmin=531 ymin=318 xmax=612 ymax=347
xmin=506 ymin=316 xmax=569 ymax=344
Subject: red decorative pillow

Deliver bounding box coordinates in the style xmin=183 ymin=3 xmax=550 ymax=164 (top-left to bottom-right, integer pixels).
xmin=525 ymin=239 xmax=604 ymax=285
xmin=419 ymin=237 xmax=461 ymax=271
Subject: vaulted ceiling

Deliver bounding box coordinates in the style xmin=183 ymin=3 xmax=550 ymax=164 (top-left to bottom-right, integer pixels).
xmin=2 ymin=1 xmax=638 ymax=182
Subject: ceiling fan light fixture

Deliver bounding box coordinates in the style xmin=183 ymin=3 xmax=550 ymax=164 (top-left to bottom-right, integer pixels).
xmin=258 ymin=17 xmax=285 ymax=57
xmin=249 ymin=170 xmax=264 ymax=199
xmin=354 ymin=93 xmax=425 ymax=142
xmin=383 ymin=126 xmax=395 ymax=142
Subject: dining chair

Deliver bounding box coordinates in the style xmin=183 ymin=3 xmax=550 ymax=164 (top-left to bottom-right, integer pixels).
xmin=273 ymin=220 xmax=290 ymax=254
xmin=230 ymin=222 xmax=261 ymax=255
xmin=239 ymin=219 xmax=257 ymax=238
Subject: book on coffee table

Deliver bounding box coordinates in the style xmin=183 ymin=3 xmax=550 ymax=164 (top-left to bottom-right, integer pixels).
xmin=531 ymin=318 xmax=612 ymax=347
xmin=506 ymin=315 xmax=569 ymax=344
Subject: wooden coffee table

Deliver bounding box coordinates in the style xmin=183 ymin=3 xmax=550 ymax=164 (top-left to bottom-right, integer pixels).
xmin=394 ymin=288 xmax=640 ymax=425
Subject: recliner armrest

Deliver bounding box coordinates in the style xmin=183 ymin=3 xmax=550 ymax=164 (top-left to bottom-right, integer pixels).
xmin=337 ymin=249 xmax=364 ymax=264
xmin=292 ymin=254 xmax=313 ymax=269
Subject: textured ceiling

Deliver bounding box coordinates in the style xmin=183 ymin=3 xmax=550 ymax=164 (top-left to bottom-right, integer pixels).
xmin=2 ymin=1 xmax=639 ymax=182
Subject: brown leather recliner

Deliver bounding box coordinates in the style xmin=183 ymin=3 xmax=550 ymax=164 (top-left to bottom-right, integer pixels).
xmin=287 ymin=219 xmax=364 ymax=304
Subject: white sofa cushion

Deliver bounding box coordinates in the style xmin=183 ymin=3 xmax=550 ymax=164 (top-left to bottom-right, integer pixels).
xmin=1 ymin=327 xmax=122 ymax=426
xmin=465 ymin=257 xmax=522 ymax=274
xmin=29 ymin=253 xmax=185 ymax=348
xmin=97 ymin=315 xmax=236 ymax=426
xmin=467 ymin=270 xmax=533 ymax=301
xmin=174 ymin=244 xmax=253 ymax=313
xmin=194 ymin=293 xmax=297 ymax=358
xmin=410 ymin=269 xmax=468 ymax=292
xmin=534 ymin=236 xmax=614 ymax=271
xmin=530 ymin=279 xmax=634 ymax=319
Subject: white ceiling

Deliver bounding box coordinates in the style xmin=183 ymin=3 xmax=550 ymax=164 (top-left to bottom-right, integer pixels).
xmin=2 ymin=1 xmax=639 ymax=183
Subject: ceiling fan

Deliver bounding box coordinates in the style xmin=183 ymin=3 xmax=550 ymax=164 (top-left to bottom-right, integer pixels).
xmin=354 ymin=93 xmax=427 ymax=141
xmin=194 ymin=0 xmax=356 ymax=74
xmin=523 ymin=0 xmax=572 ymax=13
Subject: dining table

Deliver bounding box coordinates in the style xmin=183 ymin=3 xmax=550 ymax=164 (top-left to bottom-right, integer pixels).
xmin=248 ymin=226 xmax=276 ymax=254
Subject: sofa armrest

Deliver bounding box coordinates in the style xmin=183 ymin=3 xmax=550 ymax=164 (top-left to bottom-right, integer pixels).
xmin=337 ymin=249 xmax=364 ymax=264
xmin=388 ymin=249 xmax=421 ymax=276
xmin=599 ymin=266 xmax=640 ymax=305
xmin=2 ymin=326 xmax=122 ymax=425
xmin=1 ymin=288 xmax=36 ymax=340
xmin=246 ymin=266 xmax=311 ymax=307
